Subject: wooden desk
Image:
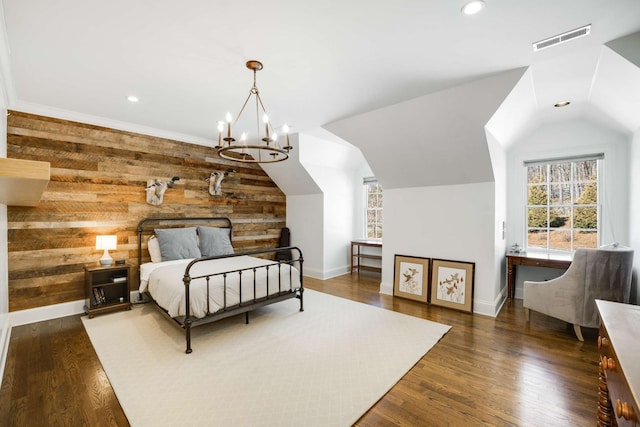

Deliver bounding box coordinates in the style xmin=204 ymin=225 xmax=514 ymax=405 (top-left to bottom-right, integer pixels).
xmin=596 ymin=300 xmax=640 ymax=426
xmin=351 ymin=240 xmax=382 ymax=274
xmin=506 ymin=252 xmax=572 ymax=299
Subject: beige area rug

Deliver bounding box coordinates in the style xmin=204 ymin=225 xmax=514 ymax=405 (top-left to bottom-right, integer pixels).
xmin=82 ymin=289 xmax=450 ymax=427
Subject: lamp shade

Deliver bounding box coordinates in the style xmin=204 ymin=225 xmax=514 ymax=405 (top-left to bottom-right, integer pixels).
xmin=96 ymin=235 xmax=117 ymax=250
xmin=96 ymin=235 xmax=117 ymax=266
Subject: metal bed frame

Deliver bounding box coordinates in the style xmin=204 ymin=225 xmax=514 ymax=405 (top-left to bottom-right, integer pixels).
xmin=137 ymin=217 xmax=304 ymax=353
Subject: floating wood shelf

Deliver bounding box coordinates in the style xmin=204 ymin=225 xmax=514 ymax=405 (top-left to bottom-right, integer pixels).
xmin=0 ymin=157 xmax=50 ymax=206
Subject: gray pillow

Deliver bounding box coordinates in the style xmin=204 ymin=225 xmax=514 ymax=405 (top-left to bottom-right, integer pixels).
xmin=154 ymin=227 xmax=201 ymax=261
xmin=197 ymin=226 xmax=234 ymax=257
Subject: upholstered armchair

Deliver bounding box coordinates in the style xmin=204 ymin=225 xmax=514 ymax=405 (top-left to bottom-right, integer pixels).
xmin=523 ymin=246 xmax=634 ymax=341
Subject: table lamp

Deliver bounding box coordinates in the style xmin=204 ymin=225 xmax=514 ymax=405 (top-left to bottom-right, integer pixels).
xmin=96 ymin=235 xmax=117 ymax=266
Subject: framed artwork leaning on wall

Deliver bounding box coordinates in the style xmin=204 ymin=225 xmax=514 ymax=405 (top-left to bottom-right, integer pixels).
xmin=393 ymin=255 xmax=430 ymax=303
xmin=430 ymin=258 xmax=475 ymax=313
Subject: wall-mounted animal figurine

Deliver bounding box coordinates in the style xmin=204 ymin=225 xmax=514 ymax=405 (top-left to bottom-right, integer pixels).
xmin=145 ymin=176 xmax=180 ymax=206
xmin=206 ymin=168 xmax=235 ymax=196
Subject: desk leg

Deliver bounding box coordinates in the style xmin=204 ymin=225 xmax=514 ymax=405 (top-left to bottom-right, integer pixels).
xmin=350 ymin=243 xmax=355 ymax=274
xmin=507 ymin=261 xmax=514 ymax=299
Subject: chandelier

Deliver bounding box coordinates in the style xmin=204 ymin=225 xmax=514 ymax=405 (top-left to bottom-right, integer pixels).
xmin=215 ymin=60 xmax=292 ymax=163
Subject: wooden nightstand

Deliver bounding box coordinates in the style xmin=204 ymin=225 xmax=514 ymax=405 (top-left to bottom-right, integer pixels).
xmin=84 ymin=264 xmax=132 ymax=318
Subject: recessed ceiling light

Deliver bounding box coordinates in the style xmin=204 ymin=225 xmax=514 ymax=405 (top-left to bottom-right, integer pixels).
xmin=554 ymin=101 xmax=571 ymax=108
xmin=127 ymin=95 xmax=139 ymax=103
xmin=461 ymin=1 xmax=485 ymax=15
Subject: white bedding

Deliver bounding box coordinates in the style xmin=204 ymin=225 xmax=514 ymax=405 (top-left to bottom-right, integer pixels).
xmin=139 ymin=256 xmax=301 ymax=318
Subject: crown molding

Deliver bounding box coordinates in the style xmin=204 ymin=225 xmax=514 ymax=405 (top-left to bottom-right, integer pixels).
xmin=9 ymin=100 xmax=215 ymax=147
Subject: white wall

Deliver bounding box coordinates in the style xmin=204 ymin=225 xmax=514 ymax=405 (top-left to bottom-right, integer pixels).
xmin=287 ymin=194 xmax=324 ymax=279
xmin=301 ymin=161 xmax=355 ymax=278
xmin=1 ymin=1 xmax=13 ymax=377
xmin=0 ymin=102 xmax=9 ymax=381
xmin=629 ymin=128 xmax=640 ymax=304
xmin=286 ymin=133 xmax=369 ymax=279
xmin=322 ymin=168 xmax=356 ymax=277
xmin=381 ymin=182 xmax=500 ymax=316
xmin=486 ymin=130 xmax=508 ymax=305
xmin=506 ymin=118 xmax=631 ymax=298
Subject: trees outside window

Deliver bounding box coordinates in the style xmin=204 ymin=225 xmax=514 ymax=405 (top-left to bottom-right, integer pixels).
xmin=365 ymin=181 xmax=383 ymax=239
xmin=525 ymin=157 xmax=601 ymax=252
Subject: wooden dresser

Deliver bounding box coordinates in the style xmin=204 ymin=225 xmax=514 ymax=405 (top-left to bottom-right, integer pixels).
xmin=597 ymin=300 xmax=640 ymax=426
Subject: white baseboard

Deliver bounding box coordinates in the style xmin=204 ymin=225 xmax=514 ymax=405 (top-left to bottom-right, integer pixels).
xmin=0 ymin=315 xmax=11 ymax=385
xmin=10 ymin=299 xmax=85 ymax=326
xmin=379 ymin=281 xmax=393 ymax=295
xmin=380 ymin=282 xmax=504 ymax=318
xmin=302 ymin=268 xmax=324 ymax=280
xmin=473 ymin=289 xmax=506 ymax=318
xmin=9 ymin=291 xmax=146 ymax=327
xmin=302 ymin=267 xmax=350 ymax=280
xmin=6 ymin=280 xmax=506 ymax=324
xmin=321 ymin=266 xmax=351 ymax=280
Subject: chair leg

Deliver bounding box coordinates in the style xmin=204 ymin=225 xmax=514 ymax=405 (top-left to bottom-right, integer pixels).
xmin=573 ymin=324 xmax=584 ymax=342
xmin=524 ymin=308 xmax=530 ymax=322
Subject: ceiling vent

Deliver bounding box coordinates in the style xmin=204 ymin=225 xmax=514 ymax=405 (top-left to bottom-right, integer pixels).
xmin=533 ymin=24 xmax=591 ymax=52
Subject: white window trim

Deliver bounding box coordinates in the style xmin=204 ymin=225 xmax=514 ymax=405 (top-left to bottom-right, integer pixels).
xmin=523 ymin=155 xmax=603 ymax=254
xmin=363 ymin=178 xmax=383 ymax=241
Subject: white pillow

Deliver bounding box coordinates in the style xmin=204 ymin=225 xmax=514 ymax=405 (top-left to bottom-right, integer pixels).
xmin=147 ymin=235 xmax=162 ymax=263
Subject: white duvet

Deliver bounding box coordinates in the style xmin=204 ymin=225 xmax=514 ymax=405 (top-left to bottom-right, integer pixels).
xmin=139 ymin=256 xmax=301 ymax=318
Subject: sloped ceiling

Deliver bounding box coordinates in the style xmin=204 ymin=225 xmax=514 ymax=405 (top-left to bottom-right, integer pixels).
xmin=259 ymin=133 xmax=322 ymax=196
xmin=591 ymin=39 xmax=640 ymax=133
xmin=607 ymin=31 xmax=640 ymax=68
xmin=324 ymin=33 xmax=640 ymax=189
xmin=324 ymin=68 xmax=526 ymax=188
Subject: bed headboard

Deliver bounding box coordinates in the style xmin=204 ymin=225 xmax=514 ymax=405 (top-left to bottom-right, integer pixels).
xmin=136 ymin=217 xmax=233 ymax=267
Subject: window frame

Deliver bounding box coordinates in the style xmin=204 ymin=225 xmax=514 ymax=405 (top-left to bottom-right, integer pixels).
xmin=363 ymin=178 xmax=383 ymax=240
xmin=523 ymin=155 xmax=603 ymax=254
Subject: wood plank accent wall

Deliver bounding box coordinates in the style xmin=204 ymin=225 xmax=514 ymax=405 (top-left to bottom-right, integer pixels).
xmin=6 ymin=111 xmax=286 ymax=312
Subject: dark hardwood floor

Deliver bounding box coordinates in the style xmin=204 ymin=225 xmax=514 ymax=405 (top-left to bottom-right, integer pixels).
xmin=0 ymin=273 xmax=599 ymax=426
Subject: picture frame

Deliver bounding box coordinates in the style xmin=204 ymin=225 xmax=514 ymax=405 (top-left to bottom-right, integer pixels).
xmin=430 ymin=259 xmax=475 ymax=313
xmin=393 ymin=255 xmax=430 ymax=303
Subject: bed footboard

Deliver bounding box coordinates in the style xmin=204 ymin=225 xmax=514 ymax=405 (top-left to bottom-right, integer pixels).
xmin=182 ymin=246 xmax=304 ymax=354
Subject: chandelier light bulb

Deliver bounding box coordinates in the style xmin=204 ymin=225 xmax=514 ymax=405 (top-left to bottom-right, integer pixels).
xmin=216 ymin=121 xmax=224 ymax=147
xmin=263 ymin=114 xmax=270 ymax=140
xmin=240 ymin=132 xmax=248 ymax=156
xmin=283 ymin=124 xmax=291 ymax=149
xmin=225 ymin=112 xmax=232 ymax=138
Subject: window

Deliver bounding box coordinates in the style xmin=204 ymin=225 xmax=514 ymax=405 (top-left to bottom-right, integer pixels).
xmin=364 ymin=178 xmax=383 ymax=239
xmin=525 ymin=155 xmax=602 ymax=252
